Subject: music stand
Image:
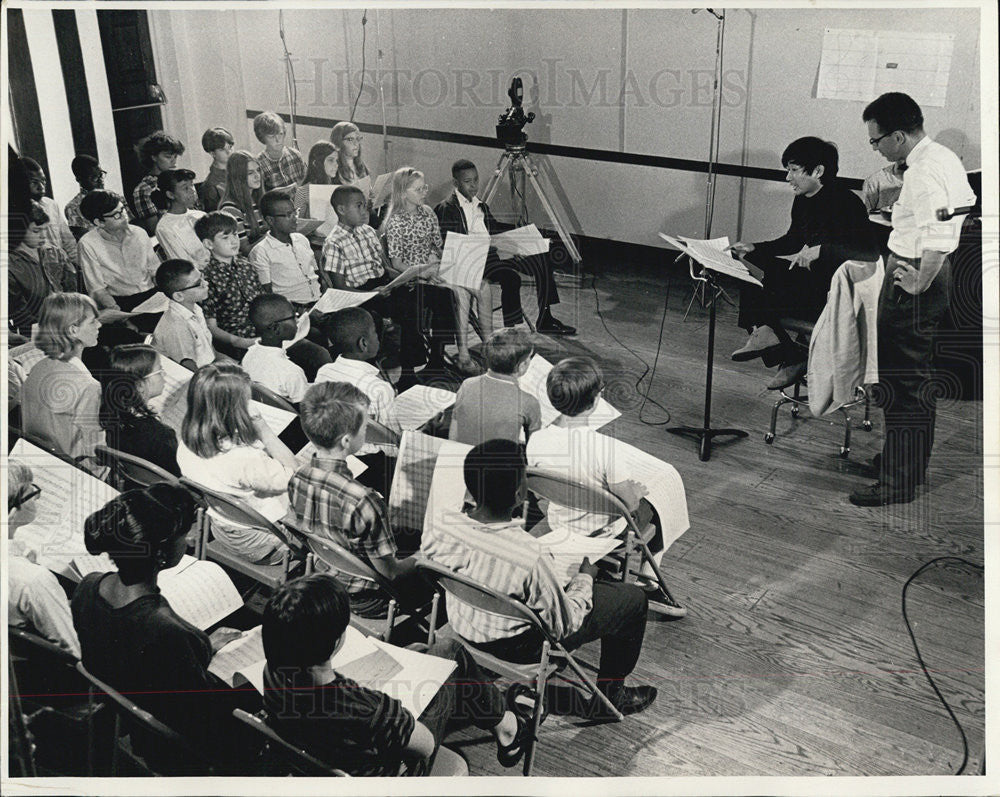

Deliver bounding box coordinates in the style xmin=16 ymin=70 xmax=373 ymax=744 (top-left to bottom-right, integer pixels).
xmin=661 ymin=235 xmax=760 ymax=461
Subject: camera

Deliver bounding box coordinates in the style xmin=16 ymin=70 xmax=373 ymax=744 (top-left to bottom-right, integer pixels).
xmin=496 ymin=77 xmax=535 ymax=149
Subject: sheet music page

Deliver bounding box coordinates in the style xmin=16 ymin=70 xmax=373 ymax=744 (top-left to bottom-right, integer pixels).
xmin=312 ymin=288 xmax=380 ymax=315
xmin=534 ymin=529 xmax=623 ymax=587
xmin=9 ymin=439 xmax=119 ymax=578
xmin=209 ymin=625 xmax=266 ymax=687
xmin=388 ymin=431 xmax=446 ymax=534
xmin=438 ymin=232 xmax=490 ymax=291
xmin=371 ymin=640 xmax=458 ymax=718
xmin=389 ymin=385 xmax=456 ymax=431
xmin=308 ymin=184 xmax=336 ymax=220
xmin=159 ymin=560 xmax=243 ymax=630
xmin=70 ymin=553 xmax=116 ymax=580
xmin=370 ymin=172 xmax=393 ymax=208
xmin=148 ymin=354 xmax=193 ymax=416
xmin=251 ymin=400 xmax=296 ymax=435
xmin=491 ymin=224 xmax=550 ymax=260
xmin=382 ymin=262 xmax=435 ymax=292
xmin=423 ymin=439 xmax=473 ymax=536
xmin=608 ymin=439 xmax=690 ymax=550
xmin=336 ymin=648 xmax=404 ymax=692
xmin=519 ymin=355 xmax=621 ymax=429
xmin=677 ymin=235 xmax=763 ymax=287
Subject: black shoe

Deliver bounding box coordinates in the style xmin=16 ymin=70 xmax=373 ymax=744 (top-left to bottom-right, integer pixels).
xmin=865 ymin=454 xmax=925 ymax=486
xmin=536 ymin=313 xmax=576 ymax=335
xmin=644 ymin=588 xmax=688 ymax=619
xmin=593 ymin=682 xmax=657 ymax=718
xmin=848 ymin=481 xmax=915 ymax=507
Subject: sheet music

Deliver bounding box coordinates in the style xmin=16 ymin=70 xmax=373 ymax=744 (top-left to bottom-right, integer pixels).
xmin=159 ymin=559 xmax=244 ymax=630
xmin=389 ymin=385 xmax=456 ymax=431
xmin=519 ymin=355 xmax=622 ymax=429
xmin=312 ymin=288 xmax=380 ymax=315
xmin=422 ymin=439 xmax=473 ymax=537
xmin=388 ymin=431 xmax=446 ymax=533
xmin=659 ymin=233 xmax=763 ymax=287
xmin=148 ymin=354 xmax=193 ymax=415
xmin=608 ymin=440 xmax=690 ymax=550
xmin=383 ymin=262 xmax=436 ymax=292
xmin=534 ymin=529 xmax=623 ymax=587
xmin=370 ymin=172 xmax=393 ymax=208
xmin=371 ymin=639 xmax=458 ymax=718
xmin=337 ymin=648 xmax=404 ymax=692
xmin=308 ymin=184 xmax=336 ymax=220
xmin=70 ymin=552 xmax=117 ymax=580
xmin=9 ymin=439 xmax=119 ymax=578
xmin=491 ymin=224 xmax=550 ymax=260
xmin=438 ymin=232 xmax=490 ymax=291
xmin=252 ymin=400 xmax=296 ymax=435
xmin=295 ymin=442 xmax=368 ymax=477
xmin=209 ymin=625 xmax=267 ymax=692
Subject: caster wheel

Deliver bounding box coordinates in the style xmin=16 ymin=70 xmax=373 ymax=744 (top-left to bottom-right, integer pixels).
xmin=862 ymin=420 xmax=873 ymax=431
xmin=839 ymin=446 xmax=850 ymax=458
xmin=764 ymin=433 xmax=775 ymax=444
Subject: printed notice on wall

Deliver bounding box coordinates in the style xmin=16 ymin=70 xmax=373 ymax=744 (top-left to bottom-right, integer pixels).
xmin=817 ymin=28 xmax=953 ymax=107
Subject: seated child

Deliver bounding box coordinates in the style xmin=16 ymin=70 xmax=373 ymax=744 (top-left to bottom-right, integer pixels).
xmin=22 ymin=157 xmax=78 ymax=265
xmin=288 ymin=382 xmax=426 ymax=618
xmin=261 ymin=574 xmax=529 ymax=775
xmin=218 ymin=151 xmax=266 ymax=254
xmin=421 ymin=439 xmax=658 ymax=717
xmin=132 ymin=130 xmax=185 ymax=234
xmin=450 ymin=327 xmax=540 ymax=445
xmin=151 ymin=258 xmax=217 ymax=370
xmin=153 ymin=169 xmax=208 ymax=267
xmin=176 ymin=363 xmax=297 ymax=564
xmin=242 ymin=294 xmax=309 ymax=405
xmin=526 ymin=357 xmax=679 ymax=616
xmin=249 ymin=190 xmax=325 ymax=305
xmin=198 ymin=127 xmax=234 ymax=212
xmin=253 ymin=111 xmax=305 ymax=192
xmin=64 ymin=154 xmax=133 ymax=238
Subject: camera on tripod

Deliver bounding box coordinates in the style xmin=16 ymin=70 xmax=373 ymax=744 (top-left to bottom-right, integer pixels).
xmin=496 ymin=77 xmax=535 ymax=149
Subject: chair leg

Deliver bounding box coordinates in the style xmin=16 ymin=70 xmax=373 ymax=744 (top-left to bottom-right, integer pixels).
xmin=560 ymin=649 xmax=623 ymax=723
xmin=111 ymin=713 xmax=122 ymax=776
xmin=426 ymin=592 xmax=440 ymax=647
xmin=633 ymin=537 xmax=680 ymax=606
xmin=523 ymin=642 xmax=550 ymax=776
xmin=766 ymin=394 xmax=793 ymax=443
xmin=384 ymin=599 xmax=398 ymax=643
xmin=620 ymin=529 xmax=634 ymax=583
xmin=838 ymin=407 xmax=852 ymax=458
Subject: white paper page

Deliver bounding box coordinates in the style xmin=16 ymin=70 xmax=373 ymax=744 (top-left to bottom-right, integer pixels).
xmin=209 ymin=625 xmax=266 ymax=690
xmin=609 ymin=440 xmax=690 ymax=550
xmin=251 ymin=400 xmax=296 ymax=435
xmin=383 ymin=262 xmax=436 ymax=292
xmin=659 ymin=233 xmax=763 ymax=287
xmin=491 ymin=224 xmax=550 ymax=260
xmin=518 ymin=355 xmax=622 ymax=429
xmin=9 ymin=439 xmax=119 ymax=578
xmin=329 ymin=624 xmax=380 ymax=669
xmin=159 ymin=560 xmax=243 ymax=631
xmin=354 ymin=175 xmax=373 ymax=202
xmin=70 ymin=552 xmax=117 ymax=580
xmin=438 ymin=232 xmax=490 ymax=291
xmin=295 ymin=442 xmax=368 ymax=477
xmin=308 ymin=184 xmax=336 ymax=220
xmin=129 ymin=293 xmax=170 ymax=315
xmin=389 ymin=385 xmax=456 ymax=431
xmin=423 ymin=439 xmax=473 ymax=537
xmin=535 ymin=529 xmax=623 ymax=587
xmin=370 ymin=172 xmax=393 ymax=208
xmin=371 ymin=640 xmax=457 ymax=718
xmin=312 ymin=288 xmax=380 ymax=315
xmin=147 ymin=354 xmax=193 ymax=415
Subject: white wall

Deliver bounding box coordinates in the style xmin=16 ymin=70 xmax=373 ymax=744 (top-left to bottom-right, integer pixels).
xmin=150 ymin=6 xmax=983 ymax=249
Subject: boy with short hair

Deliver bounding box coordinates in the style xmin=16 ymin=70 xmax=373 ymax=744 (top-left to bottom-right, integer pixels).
xmin=198 ymin=127 xmax=234 ymax=212
xmin=154 ymin=168 xmax=208 ymax=267
xmin=449 ymin=327 xmax=541 ymax=445
xmin=132 ymin=130 xmax=186 ymax=233
xmin=79 ymin=190 xmax=160 ymax=312
xmin=249 ymin=190 xmax=325 ymax=306
xmin=21 ymin=157 xmax=79 ymax=265
xmin=65 ymin=154 xmax=132 ymax=237
xmin=288 ymin=382 xmax=430 ymax=618
xmin=151 ymin=258 xmax=216 ymax=370
xmin=242 ymin=293 xmax=310 ymax=404
xmin=253 ymin=111 xmax=305 ymax=192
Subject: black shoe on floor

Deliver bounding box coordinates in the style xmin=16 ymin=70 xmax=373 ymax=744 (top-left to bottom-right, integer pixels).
xmin=536 ymin=314 xmax=576 ymax=335
xmin=644 ymin=588 xmax=688 ymax=619
xmin=593 ymin=683 xmax=657 ymax=718
xmin=865 ymin=454 xmax=925 ymax=486
xmin=848 ymin=481 xmax=915 ymax=507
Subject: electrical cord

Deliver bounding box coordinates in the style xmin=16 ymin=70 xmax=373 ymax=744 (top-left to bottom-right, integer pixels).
xmin=900 ymin=556 xmax=984 ymax=775
xmin=589 ymin=272 xmax=672 ymax=425
xmin=278 ymin=11 xmax=299 ymax=149
xmin=350 ymin=10 xmax=369 ymax=123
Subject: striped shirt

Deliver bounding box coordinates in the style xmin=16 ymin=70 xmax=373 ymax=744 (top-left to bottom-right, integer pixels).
xmin=420 ymin=510 xmax=594 ymax=643
xmin=257 ymin=146 xmax=306 ymax=192
xmin=321 ymin=223 xmax=385 ymax=287
xmin=288 ymin=456 xmax=398 ymax=595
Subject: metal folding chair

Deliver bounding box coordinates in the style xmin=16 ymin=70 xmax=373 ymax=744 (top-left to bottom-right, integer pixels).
xmin=416 ymin=558 xmax=624 ymax=776
xmin=232 ymin=709 xmax=350 ymax=776
xmin=95 ymin=444 xmax=178 ymax=489
xmin=251 ymin=382 xmax=299 ymax=413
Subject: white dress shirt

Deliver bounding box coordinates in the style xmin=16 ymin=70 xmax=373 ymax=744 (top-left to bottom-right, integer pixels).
xmin=241 ymin=343 xmax=309 ymax=404
xmin=155 ymin=209 xmax=209 ymax=267
xmin=79 ymin=225 xmax=159 ymax=296
xmin=456 ymin=191 xmax=490 ymax=236
xmin=151 ymin=300 xmax=215 ymax=368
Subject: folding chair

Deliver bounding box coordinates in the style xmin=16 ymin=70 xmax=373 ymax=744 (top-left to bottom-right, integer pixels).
xmin=416 ymin=558 xmax=624 ymax=776
xmin=289 ymin=519 xmax=431 ymax=644
xmin=251 ymin=381 xmax=299 ymax=413
xmin=367 ymin=417 xmax=401 ymax=448
xmin=180 ymin=477 xmax=299 ymax=590
xmin=76 ymin=661 xmax=214 ymax=776
xmin=525 ymin=468 xmax=685 ymax=617
xmin=95 ymin=444 xmax=178 ymax=489
xmin=232 ymin=709 xmax=350 ymax=776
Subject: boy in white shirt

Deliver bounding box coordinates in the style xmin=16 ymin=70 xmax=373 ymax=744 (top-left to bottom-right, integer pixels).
xmin=150 ymin=258 xmax=217 ymax=370
xmin=249 ymin=190 xmax=327 ymax=306
xmin=154 ymin=169 xmax=208 ymax=267
xmin=242 ymin=294 xmax=309 ymax=405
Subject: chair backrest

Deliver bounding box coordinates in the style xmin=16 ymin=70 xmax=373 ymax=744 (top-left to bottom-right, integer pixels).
xmin=8 ymin=626 xmax=79 ymax=667
xmin=95 ymin=444 xmax=178 ymax=489
xmin=289 ymin=521 xmax=395 ymax=593
xmin=232 ymin=709 xmax=349 ymax=777
xmin=415 ymin=558 xmax=554 ymax=642
xmin=12 ymin=426 xmax=87 ymax=469
xmin=366 ymin=417 xmax=401 ymax=448
xmin=525 ymin=467 xmax=638 ymax=534
xmin=178 ymin=477 xmax=295 ymax=549
xmin=251 ymin=382 xmax=299 ymax=414
xmin=75 ymin=661 xmax=211 ymax=775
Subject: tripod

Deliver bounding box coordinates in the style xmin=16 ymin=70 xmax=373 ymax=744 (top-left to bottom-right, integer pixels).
xmin=667 ymin=257 xmax=747 ymax=461
xmin=481 ymin=145 xmax=582 ymax=266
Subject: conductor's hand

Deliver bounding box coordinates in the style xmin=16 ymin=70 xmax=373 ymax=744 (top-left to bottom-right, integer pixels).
xmin=726 ymin=241 xmax=755 ymax=256
xmin=578 ymin=557 xmax=600 ymax=579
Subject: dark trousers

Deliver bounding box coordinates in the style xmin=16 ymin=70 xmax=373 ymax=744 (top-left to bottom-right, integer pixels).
xmin=473 ymin=581 xmax=648 ymax=682
xmin=875 ymin=254 xmax=952 ymax=493
xmin=349 ymin=567 xmax=437 ymax=619
xmin=483 ymin=249 xmax=561 ymax=326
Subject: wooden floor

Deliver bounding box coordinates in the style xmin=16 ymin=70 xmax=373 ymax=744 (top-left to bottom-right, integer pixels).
xmin=449 ymin=262 xmax=986 ymax=778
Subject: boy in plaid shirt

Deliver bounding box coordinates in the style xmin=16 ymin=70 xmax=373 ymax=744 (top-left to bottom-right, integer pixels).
xmin=253 ymin=111 xmax=305 ymax=192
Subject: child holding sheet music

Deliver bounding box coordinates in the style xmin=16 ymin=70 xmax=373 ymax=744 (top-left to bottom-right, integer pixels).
xmin=21 ymin=293 xmax=106 ymax=463
xmin=526 ymin=357 xmax=683 ymax=617
xmin=177 ymin=363 xmax=297 ymax=564
xmin=294 ymin=140 xmax=339 ymax=222
xmin=261 ymin=573 xmax=529 ymax=775
xmin=72 ymin=484 xmax=248 ymax=774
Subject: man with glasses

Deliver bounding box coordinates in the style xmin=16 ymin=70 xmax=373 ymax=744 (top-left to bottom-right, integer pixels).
xmin=78 ymin=190 xmax=160 ymax=314
xmin=849 ymin=93 xmax=976 ymax=506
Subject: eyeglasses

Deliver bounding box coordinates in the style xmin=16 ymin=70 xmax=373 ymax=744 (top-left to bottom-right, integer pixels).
xmin=343 ymin=135 xmax=364 ymax=143
xmin=11 ymin=483 xmax=42 ymax=510
xmin=869 ymin=131 xmax=895 ymax=147
xmin=144 ymin=368 xmax=165 ymax=380
xmin=102 ymin=208 xmax=127 ymax=221
xmin=178 ymin=278 xmax=203 ymax=291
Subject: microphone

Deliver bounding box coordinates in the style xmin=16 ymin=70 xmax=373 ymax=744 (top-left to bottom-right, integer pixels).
xmin=936 ymin=205 xmax=976 ymax=221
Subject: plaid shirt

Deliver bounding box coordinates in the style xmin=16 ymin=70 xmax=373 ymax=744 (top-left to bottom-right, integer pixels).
xmin=288 ymin=455 xmax=398 ymax=595
xmin=420 ymin=510 xmax=594 ymax=643
xmin=131 ymin=173 xmax=162 ymax=221
xmin=202 ymin=253 xmax=264 ymax=338
xmin=257 ymin=146 xmax=306 ymax=191
xmin=320 ymin=223 xmax=385 ymax=287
